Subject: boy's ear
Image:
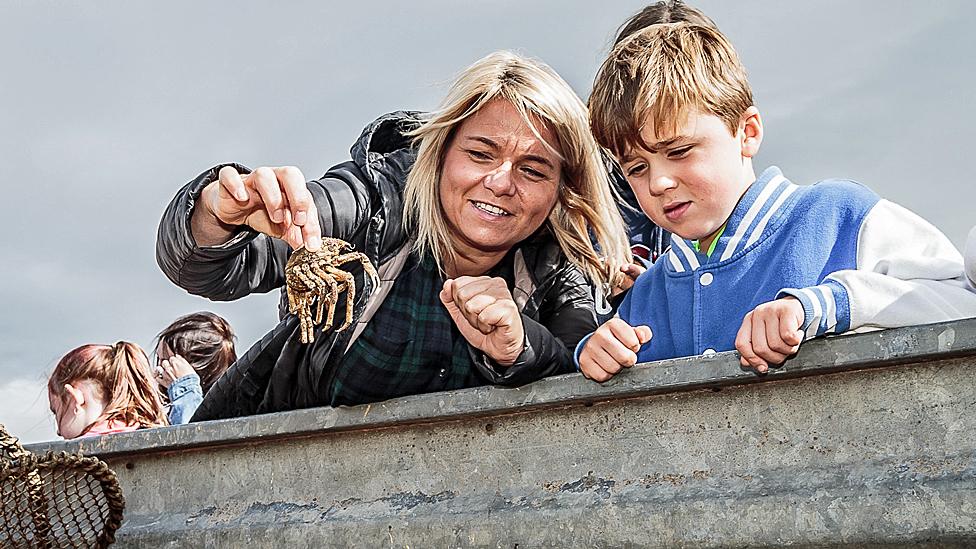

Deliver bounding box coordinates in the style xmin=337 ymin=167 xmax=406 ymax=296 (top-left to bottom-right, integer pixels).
xmin=63 ymin=383 xmax=85 ymax=410
xmin=739 ymin=106 xmax=763 ymax=158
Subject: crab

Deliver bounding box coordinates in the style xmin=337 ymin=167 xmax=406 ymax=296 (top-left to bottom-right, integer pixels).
xmin=285 ymin=238 xmax=379 ymax=344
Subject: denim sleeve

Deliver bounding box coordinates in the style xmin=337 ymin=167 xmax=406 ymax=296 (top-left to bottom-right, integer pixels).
xmin=167 ymin=372 xmax=204 ymax=425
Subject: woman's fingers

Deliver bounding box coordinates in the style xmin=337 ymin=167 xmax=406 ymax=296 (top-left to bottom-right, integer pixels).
xmin=211 ymin=165 xmax=322 ymax=251
xmin=466 ymin=295 xmax=499 ymax=332
xmin=284 ymin=225 xmax=304 ymax=251
xmin=634 ymin=325 xmax=652 ymax=346
xmin=249 ymin=167 xmax=287 ymax=224
xmin=440 ymin=277 xmax=524 ymax=365
xmin=621 ymin=262 xmax=645 ymax=280
xmin=300 ymin=201 xmax=322 ymax=251
xmin=451 ymin=276 xmax=503 ymax=301
xmin=160 ymin=355 xmax=192 ymax=377
xmin=451 ymin=277 xmax=516 ymax=333
xmin=475 ymin=300 xmax=520 ymax=334
xmin=273 ymin=166 xmax=312 ymax=225
xmin=218 ymin=165 xmax=249 ymax=202
xmin=156 ymin=359 xmax=176 ymax=388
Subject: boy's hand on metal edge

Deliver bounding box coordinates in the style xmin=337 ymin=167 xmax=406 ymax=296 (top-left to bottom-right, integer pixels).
xmin=736 ymin=297 xmax=804 ymax=374
xmin=580 ymin=318 xmax=652 ymax=382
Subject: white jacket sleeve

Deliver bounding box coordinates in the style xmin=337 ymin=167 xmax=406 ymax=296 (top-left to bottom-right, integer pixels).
xmin=823 ymin=200 xmax=976 ymax=333
xmin=965 ymin=225 xmax=976 ymax=290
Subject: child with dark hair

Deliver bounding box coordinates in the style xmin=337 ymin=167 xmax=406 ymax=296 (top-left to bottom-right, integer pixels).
xmin=48 ymin=342 xmax=168 ymax=439
xmin=613 ymin=0 xmax=719 ymax=46
xmin=154 ymin=312 xmax=237 ymax=424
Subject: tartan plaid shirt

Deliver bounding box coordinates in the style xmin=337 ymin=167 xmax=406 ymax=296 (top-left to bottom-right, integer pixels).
xmin=328 ymin=251 xmax=514 ymax=406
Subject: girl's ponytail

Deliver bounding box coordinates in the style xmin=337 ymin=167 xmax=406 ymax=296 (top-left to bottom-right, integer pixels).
xmin=100 ymin=342 xmax=168 ymax=429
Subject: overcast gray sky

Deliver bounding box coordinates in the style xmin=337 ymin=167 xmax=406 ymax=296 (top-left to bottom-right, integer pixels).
xmin=2 ymin=1 xmax=974 ymax=442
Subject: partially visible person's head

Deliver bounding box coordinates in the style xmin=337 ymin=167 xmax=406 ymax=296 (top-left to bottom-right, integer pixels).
xmin=48 ymin=342 xmax=167 ymax=439
xmin=155 ymin=312 xmax=236 ymax=394
xmin=404 ymin=50 xmax=630 ymax=287
xmin=590 ymin=23 xmax=762 ymax=245
xmin=613 ymin=0 xmax=719 ymax=46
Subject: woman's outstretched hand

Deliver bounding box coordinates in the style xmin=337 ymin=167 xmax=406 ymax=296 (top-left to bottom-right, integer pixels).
xmin=439 ymin=276 xmax=525 ymax=366
xmin=192 ymin=165 xmax=322 ymax=251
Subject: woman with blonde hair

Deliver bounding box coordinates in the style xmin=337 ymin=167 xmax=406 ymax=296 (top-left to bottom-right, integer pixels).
xmin=156 ymin=51 xmax=630 ymax=419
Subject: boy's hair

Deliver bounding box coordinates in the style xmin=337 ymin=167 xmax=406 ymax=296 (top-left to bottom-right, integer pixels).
xmin=49 ymin=342 xmax=168 ymax=433
xmin=613 ymin=1 xmax=719 ymax=46
xmin=155 ymin=311 xmax=237 ymax=394
xmin=590 ymin=22 xmax=754 ymax=158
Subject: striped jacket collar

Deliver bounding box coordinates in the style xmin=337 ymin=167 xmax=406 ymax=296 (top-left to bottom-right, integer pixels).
xmin=666 ymin=166 xmax=799 ymax=273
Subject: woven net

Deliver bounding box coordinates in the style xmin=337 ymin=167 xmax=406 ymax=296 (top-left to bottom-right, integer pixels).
xmin=0 ymin=424 xmax=125 ymax=548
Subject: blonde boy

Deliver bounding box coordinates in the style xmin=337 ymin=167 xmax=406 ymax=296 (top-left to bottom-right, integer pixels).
xmin=578 ymin=23 xmax=976 ymax=380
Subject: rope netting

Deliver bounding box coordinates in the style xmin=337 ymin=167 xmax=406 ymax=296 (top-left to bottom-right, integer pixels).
xmin=0 ymin=425 xmax=124 ymax=548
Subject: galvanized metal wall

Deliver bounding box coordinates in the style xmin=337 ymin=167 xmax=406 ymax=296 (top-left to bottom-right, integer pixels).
xmin=27 ymin=320 xmax=976 ymax=548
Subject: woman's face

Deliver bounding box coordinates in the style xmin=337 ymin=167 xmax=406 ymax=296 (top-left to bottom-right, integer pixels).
xmin=439 ymin=98 xmax=562 ymax=260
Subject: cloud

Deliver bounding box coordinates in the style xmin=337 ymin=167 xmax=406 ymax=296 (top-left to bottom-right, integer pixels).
xmin=0 ymin=377 xmax=57 ymax=444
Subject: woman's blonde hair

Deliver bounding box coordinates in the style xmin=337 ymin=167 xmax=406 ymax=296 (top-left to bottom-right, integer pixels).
xmin=403 ymin=51 xmax=630 ymax=287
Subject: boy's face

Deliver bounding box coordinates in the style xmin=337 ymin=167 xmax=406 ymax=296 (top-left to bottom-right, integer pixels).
xmin=618 ymin=109 xmax=761 ymax=244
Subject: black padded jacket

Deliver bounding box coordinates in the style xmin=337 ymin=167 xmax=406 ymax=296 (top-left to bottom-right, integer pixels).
xmin=155 ymin=111 xmax=600 ymax=420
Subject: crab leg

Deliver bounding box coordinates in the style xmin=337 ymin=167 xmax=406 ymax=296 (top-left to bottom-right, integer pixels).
xmin=336 ymin=252 xmax=380 ymax=287
xmin=325 ymin=266 xmax=356 ymax=331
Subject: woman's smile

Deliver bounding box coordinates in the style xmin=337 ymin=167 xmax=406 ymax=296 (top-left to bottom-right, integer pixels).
xmin=439 ymin=98 xmax=560 ymax=256
xmin=471 ymin=200 xmax=513 ymax=218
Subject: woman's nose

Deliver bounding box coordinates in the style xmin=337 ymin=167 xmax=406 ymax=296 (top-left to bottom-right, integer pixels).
xmin=483 ymin=161 xmax=516 ymax=196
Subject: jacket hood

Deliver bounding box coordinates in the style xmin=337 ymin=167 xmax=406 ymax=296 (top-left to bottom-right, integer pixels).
xmin=349 ymin=111 xmax=423 ymax=187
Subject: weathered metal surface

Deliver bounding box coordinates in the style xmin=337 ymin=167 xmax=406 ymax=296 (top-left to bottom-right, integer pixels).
xmin=26 ymin=320 xmax=976 ymax=547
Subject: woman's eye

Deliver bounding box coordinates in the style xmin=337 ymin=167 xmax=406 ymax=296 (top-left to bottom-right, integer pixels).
xmin=626 ymin=164 xmax=647 ymax=177
xmin=467 ymin=149 xmax=492 ymax=161
xmin=521 ymin=166 xmax=547 ymax=180
xmin=667 ymin=146 xmax=693 ymax=159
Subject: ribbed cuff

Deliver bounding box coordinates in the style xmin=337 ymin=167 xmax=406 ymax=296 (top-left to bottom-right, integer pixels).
xmin=777 ymin=279 xmax=850 ymax=339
